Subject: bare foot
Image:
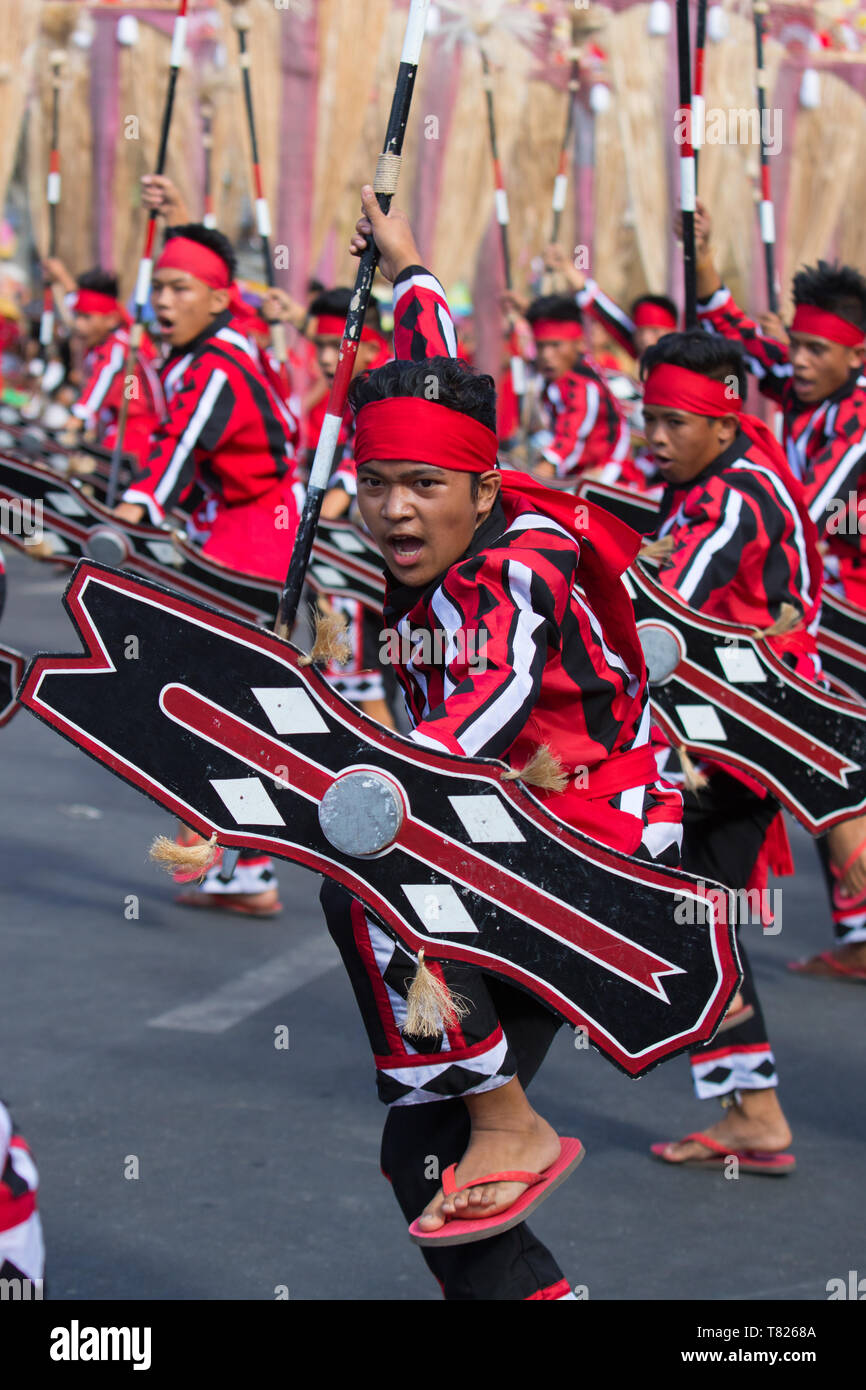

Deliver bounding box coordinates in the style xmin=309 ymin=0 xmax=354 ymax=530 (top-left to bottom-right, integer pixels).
xmin=660 ymin=1093 xmax=792 ymax=1163
xmin=417 ymin=1114 xmax=562 ymax=1232
xmin=795 ymin=942 xmax=866 ymax=972
xmin=828 ymin=815 xmax=866 ymax=897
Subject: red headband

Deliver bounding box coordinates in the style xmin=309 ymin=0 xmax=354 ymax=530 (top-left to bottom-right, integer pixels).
xmin=314 ymin=313 xmax=389 ymax=350
xmin=531 ymin=319 xmax=582 ymax=342
xmin=633 ymin=302 xmax=678 ymax=330
xmin=643 ymin=363 xmax=743 ymax=416
xmin=74 ymin=290 xmax=130 ymax=326
xmin=354 ymin=397 xmax=497 ymax=474
xmin=791 ymin=304 xmax=865 ymax=348
xmin=155 ymin=237 xmax=231 ymax=289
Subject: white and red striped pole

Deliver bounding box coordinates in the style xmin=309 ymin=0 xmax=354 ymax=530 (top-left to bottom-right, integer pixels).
xmin=274 ymin=0 xmax=431 ymax=638
xmin=40 ymin=50 xmax=65 ymax=349
xmin=692 ymin=0 xmax=707 ymax=188
xmin=754 ymin=1 xmax=779 ymax=314
xmin=106 ymin=0 xmax=188 ymax=508
xmin=480 ymin=49 xmax=526 ymax=421
xmin=676 ymin=0 xmax=697 ymax=328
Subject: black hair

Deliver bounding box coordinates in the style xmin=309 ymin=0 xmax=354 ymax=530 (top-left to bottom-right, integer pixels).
xmin=525 ymin=294 xmax=582 ymax=327
xmin=76 ymin=268 xmax=119 ymax=299
xmin=349 ymin=355 xmax=496 ymax=432
xmin=630 ymin=292 xmax=677 ymax=323
xmin=641 ymin=329 xmax=748 ymax=403
xmin=306 ymin=277 xmax=325 ymax=296
xmin=792 ymin=260 xmax=866 ymax=333
xmin=164 ymin=223 xmax=236 ymax=280
xmin=309 ymin=285 xmax=382 ymax=331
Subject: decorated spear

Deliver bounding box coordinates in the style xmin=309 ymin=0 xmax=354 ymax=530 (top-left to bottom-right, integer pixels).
xmin=676 ymin=0 xmax=697 ymax=328
xmin=39 ymin=48 xmax=66 ymax=351
xmin=692 ymin=0 xmax=707 ymax=187
xmin=754 ymin=1 xmax=779 ymax=314
xmin=105 ymin=0 xmax=188 ymax=509
xmin=274 ymin=0 xmax=431 ymax=639
xmin=227 ymin=3 xmax=290 ymax=392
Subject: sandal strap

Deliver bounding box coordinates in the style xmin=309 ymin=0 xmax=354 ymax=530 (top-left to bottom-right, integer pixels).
xmin=838 ymin=836 xmax=866 ymax=883
xmin=440 ymin=1165 xmax=544 ymax=1197
xmin=680 ymin=1131 xmax=731 ymax=1157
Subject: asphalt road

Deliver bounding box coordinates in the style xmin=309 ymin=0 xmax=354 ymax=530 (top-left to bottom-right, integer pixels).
xmin=1 ymin=544 xmax=863 ymax=1303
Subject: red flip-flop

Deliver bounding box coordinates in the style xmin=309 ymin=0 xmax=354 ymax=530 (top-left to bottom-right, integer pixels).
xmin=788 ymin=951 xmax=866 ymax=983
xmin=650 ymin=1131 xmax=795 ymax=1176
xmin=408 ymin=1137 xmax=584 ymax=1247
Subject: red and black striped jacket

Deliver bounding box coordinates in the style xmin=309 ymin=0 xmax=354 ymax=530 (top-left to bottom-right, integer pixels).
xmin=698 ymin=286 xmax=866 ymax=605
xmin=576 ymin=277 xmax=642 ymax=361
xmin=653 ymin=429 xmax=822 ymax=678
xmin=533 ymin=363 xmax=631 ymax=480
xmin=371 ymin=266 xmax=681 ymax=858
xmin=73 ymin=326 xmax=163 ymax=466
xmin=382 ymin=499 xmax=681 ymax=860
xmin=123 ymin=311 xmax=299 ymax=525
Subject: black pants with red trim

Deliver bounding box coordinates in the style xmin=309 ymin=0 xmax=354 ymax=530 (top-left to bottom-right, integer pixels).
xmin=683 ymin=773 xmax=780 ymax=1097
xmin=322 ymin=879 xmax=569 ymax=1301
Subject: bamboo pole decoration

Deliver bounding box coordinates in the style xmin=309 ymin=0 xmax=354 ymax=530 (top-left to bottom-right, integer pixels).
xmin=551 ymin=46 xmax=580 ymax=247
xmin=754 ymin=1 xmax=779 ymax=315
xmin=201 ymin=97 xmax=216 ymax=229
xmin=274 ymin=0 xmax=431 ymax=640
xmin=106 ymin=0 xmax=188 ymax=509
xmin=692 ymin=0 xmax=707 ymax=188
xmin=479 ymin=49 xmax=526 ymax=423
xmin=40 ymin=49 xmax=66 ymax=349
xmin=229 ymin=4 xmax=290 ymax=390
xmin=676 ymin=0 xmax=697 ymax=329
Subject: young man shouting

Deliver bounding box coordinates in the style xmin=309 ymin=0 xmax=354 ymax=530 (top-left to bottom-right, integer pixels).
xmin=694 ymin=199 xmax=866 ymax=978
xmin=318 ymin=189 xmax=683 ymax=1300
xmin=639 ymin=330 xmax=865 ymax=1170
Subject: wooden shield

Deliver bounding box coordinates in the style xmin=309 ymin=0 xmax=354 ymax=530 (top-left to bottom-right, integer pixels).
xmin=18 ymin=560 xmax=742 ymax=1078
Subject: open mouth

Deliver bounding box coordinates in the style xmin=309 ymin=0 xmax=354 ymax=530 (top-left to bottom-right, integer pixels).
xmin=386 ymin=534 xmax=424 ymax=566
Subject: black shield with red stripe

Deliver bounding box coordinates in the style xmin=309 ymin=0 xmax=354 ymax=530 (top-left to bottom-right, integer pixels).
xmin=629 ymin=559 xmax=866 ymax=833
xmin=19 ymin=560 xmax=741 ymax=1078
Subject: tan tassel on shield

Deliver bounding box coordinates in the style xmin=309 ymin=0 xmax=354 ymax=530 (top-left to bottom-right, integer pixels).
xmin=751 ymin=602 xmax=800 ymax=640
xmin=501 ymin=744 xmax=568 ymax=792
xmin=298 ymin=597 xmax=352 ymax=668
xmin=149 ymin=831 xmax=219 ymax=881
xmin=677 ymin=745 xmax=708 ymax=792
xmin=404 ymin=949 xmax=470 ymax=1039
xmin=640 ymin=535 xmax=675 ymax=561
